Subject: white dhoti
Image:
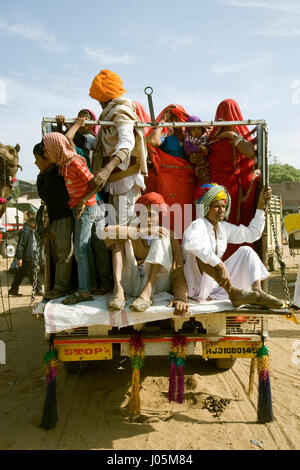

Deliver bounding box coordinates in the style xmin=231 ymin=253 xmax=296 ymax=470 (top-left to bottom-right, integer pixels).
xmin=184 ymin=246 xmax=269 ymax=302
xmin=108 ymin=184 xmax=141 ymax=226
xmin=121 ymin=237 xmax=173 ymax=297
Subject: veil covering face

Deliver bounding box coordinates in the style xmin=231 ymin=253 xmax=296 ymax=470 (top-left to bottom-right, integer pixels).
xmin=209 ymin=99 xmax=252 ymax=141
xmin=207 ymin=99 xmax=259 ymax=259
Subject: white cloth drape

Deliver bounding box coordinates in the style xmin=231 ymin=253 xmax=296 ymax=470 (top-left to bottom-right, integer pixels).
xmin=184 ymin=246 xmax=269 ymax=302
xmin=121 ymin=237 xmax=173 ymax=297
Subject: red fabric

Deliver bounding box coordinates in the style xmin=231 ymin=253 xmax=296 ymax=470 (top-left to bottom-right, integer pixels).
xmin=144 ymin=104 xmax=195 ymax=239
xmin=208 ymin=99 xmax=258 ymax=259
xmin=62 ymin=159 xmax=96 ymax=209
xmin=194 ymin=184 xmax=213 ymax=202
xmin=133 ymin=101 xmax=152 ymax=137
xmin=151 ymin=148 xmax=196 ymax=238
xmin=156 ymin=104 xmax=190 ymax=124
xmin=135 ymin=192 xmax=168 ymax=215
xmin=210 ymin=99 xmax=252 ymax=141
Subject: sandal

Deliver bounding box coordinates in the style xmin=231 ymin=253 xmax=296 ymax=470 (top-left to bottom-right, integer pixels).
xmin=108 ymin=296 xmax=126 ymax=310
xmin=130 ymin=296 xmax=152 ymax=312
xmin=61 ymin=292 xmax=94 ymax=305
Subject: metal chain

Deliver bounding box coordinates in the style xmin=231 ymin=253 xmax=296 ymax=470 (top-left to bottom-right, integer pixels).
xmin=29 ymin=233 xmax=40 ymax=312
xmin=266 ymin=201 xmax=294 ymax=319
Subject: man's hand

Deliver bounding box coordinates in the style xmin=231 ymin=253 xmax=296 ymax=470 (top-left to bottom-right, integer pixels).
xmin=139 ymin=226 xmax=170 ymax=239
xmin=92 ymin=168 xmax=111 ymax=190
xmin=76 ymin=201 xmax=86 ymax=220
xmin=55 ymin=115 xmax=65 ymax=124
xmin=215 ymin=261 xmax=231 ymax=290
xmin=168 ymin=299 xmax=189 ymax=316
xmin=257 ymin=186 xmax=272 ymax=210
xmin=74 ymin=117 xmax=86 ymax=129
xmin=17 ymin=259 xmax=22 ymax=268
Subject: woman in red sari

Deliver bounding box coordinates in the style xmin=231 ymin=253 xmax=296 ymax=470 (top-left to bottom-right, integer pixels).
xmin=208 ymin=99 xmax=259 ymax=258
xmin=208 ymin=99 xmax=258 ymax=226
xmin=146 ymin=104 xmax=197 ymax=239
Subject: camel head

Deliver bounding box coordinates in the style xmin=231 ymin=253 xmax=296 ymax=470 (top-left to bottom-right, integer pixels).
xmin=0 ymin=142 xmax=21 ymax=178
xmin=0 ymin=142 xmax=21 ymax=218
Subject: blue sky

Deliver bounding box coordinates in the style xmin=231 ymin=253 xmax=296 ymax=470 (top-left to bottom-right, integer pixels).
xmin=0 ymin=0 xmax=300 ymax=181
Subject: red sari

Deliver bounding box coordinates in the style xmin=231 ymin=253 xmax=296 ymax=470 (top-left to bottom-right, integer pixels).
xmin=208 ymin=99 xmax=259 ymax=257
xmin=145 ymin=104 xmax=197 ymax=238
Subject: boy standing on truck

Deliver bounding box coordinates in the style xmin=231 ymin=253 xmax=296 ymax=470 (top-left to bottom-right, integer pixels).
xmin=9 ymin=217 xmax=43 ymax=296
xmin=34 ymin=142 xmax=74 ymax=300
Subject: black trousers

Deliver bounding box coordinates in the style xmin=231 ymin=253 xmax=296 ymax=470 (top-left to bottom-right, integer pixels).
xmin=10 ymin=260 xmax=42 ymax=293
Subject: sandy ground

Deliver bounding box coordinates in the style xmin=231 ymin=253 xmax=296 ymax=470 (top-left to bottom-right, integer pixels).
xmin=0 ymin=245 xmax=299 ymax=451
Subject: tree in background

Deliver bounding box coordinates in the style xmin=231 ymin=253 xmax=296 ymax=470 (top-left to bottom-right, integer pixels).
xmin=269 ymin=163 xmax=300 ymax=183
xmin=268 ymin=151 xmax=300 ymax=183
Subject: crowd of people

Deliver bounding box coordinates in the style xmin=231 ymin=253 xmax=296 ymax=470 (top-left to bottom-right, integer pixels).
xmin=10 ymin=69 xmax=284 ymax=313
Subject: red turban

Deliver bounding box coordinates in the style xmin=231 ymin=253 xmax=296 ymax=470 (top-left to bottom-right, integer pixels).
xmin=135 ymin=192 xmax=168 ymax=215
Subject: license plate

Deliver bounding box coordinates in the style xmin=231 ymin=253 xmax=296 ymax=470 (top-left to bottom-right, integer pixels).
xmin=202 ymin=341 xmax=262 ymax=359
xmin=56 ymin=342 xmax=113 ymax=361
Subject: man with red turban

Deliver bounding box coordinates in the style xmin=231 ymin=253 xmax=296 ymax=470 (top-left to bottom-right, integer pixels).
xmin=182 ymin=183 xmax=283 ymax=309
xmin=102 ymin=192 xmax=188 ymax=315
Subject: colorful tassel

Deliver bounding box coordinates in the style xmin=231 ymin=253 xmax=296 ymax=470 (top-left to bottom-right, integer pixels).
xmin=40 ymin=347 xmax=59 ymax=430
xmin=168 ymin=335 xmax=187 ymax=404
xmin=248 ymin=357 xmax=257 ymax=397
xmin=128 ymin=332 xmax=144 ymax=417
xmin=256 ymin=343 xmax=274 ymax=424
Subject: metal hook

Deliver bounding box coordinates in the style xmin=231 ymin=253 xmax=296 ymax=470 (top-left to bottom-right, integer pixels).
xmin=144 ymin=86 xmax=155 ymax=125
xmin=144 ymin=86 xmax=153 ymax=96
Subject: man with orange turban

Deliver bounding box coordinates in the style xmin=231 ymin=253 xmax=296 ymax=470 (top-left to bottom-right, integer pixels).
xmin=85 ymin=71 xmax=150 ymax=310
xmin=182 ymin=183 xmax=283 ymax=309
xmin=86 ymin=70 xmax=148 ymax=227
xmin=102 ymin=192 xmax=188 ymax=315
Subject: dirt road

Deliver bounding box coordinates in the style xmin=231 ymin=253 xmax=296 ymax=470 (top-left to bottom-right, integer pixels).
xmin=0 ymin=247 xmax=299 ymax=450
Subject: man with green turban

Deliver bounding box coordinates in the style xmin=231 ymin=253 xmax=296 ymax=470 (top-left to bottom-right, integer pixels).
xmin=182 ymin=183 xmax=283 ymax=308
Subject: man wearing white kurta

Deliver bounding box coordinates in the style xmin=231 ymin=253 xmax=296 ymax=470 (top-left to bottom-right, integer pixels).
xmin=182 ymin=183 xmax=283 ymax=309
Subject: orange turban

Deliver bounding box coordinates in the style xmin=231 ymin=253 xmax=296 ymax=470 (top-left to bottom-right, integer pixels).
xmin=89 ymin=69 xmax=127 ymax=102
